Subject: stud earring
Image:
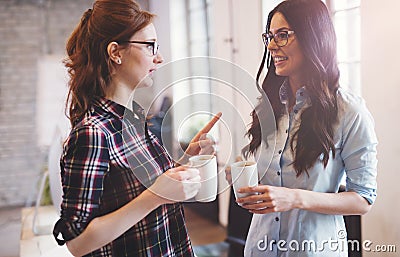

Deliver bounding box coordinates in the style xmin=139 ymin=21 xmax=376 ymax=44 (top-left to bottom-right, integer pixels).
xmin=116 ymin=59 xmax=121 ymax=64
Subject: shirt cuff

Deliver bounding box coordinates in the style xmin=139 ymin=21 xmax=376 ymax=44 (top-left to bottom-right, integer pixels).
xmin=345 ymin=180 xmax=377 ymax=204
xmin=53 ymin=218 xmax=80 ymax=246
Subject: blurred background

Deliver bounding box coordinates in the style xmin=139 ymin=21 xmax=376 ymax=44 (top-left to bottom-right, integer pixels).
xmin=0 ymin=0 xmax=399 ymax=256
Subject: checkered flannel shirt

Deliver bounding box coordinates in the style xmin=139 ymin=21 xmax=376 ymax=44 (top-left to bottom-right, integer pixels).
xmin=53 ymin=97 xmax=194 ymax=257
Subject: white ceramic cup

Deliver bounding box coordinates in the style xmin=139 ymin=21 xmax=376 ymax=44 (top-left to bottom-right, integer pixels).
xmin=231 ymin=161 xmax=258 ymax=199
xmin=189 ymin=155 xmax=218 ymax=202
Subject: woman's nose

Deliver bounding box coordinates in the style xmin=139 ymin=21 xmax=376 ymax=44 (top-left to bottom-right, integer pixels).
xmin=154 ymin=52 xmax=164 ymax=64
xmin=267 ymin=38 xmax=278 ymax=51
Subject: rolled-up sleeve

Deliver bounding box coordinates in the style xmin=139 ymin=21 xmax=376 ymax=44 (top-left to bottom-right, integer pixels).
xmin=53 ymin=125 xmax=109 ymax=245
xmin=341 ymin=98 xmax=378 ymax=204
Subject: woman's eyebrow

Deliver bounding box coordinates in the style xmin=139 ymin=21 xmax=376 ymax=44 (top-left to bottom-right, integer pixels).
xmin=268 ymin=27 xmax=291 ymax=33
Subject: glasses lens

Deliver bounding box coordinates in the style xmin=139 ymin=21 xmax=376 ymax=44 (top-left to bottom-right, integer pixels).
xmin=153 ymin=42 xmax=159 ymax=56
xmin=275 ymin=31 xmax=289 ymax=47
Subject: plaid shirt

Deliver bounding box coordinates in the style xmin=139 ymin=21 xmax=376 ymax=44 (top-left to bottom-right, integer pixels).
xmin=53 ymin=97 xmax=194 ymax=257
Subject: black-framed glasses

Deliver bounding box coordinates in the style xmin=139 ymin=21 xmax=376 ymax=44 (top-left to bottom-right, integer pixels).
xmin=262 ymin=30 xmax=295 ymax=47
xmin=121 ymin=40 xmax=160 ymax=56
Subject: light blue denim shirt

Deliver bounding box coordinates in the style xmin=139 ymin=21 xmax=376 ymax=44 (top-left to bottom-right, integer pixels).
xmin=244 ymin=83 xmax=378 ymax=257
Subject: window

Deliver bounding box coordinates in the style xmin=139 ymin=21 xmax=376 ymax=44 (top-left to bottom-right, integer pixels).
xmin=170 ymin=0 xmax=215 ymax=152
xmin=327 ymin=0 xmax=361 ymax=95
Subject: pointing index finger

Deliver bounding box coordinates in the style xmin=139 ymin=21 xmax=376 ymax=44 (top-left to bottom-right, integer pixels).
xmin=191 ymin=112 xmax=222 ymax=142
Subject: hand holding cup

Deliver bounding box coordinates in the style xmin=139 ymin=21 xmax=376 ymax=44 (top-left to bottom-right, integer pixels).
xmin=149 ymin=166 xmax=201 ymax=204
xmin=230 ymin=161 xmax=258 ymax=200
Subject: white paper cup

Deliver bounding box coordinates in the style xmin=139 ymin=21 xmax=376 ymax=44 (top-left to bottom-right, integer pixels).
xmin=231 ymin=161 xmax=258 ymax=199
xmin=189 ymin=155 xmax=218 ymax=202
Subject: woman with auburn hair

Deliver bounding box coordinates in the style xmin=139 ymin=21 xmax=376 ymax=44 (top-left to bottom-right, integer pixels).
xmin=52 ymin=0 xmax=219 ymax=256
xmin=231 ymin=0 xmax=378 ymax=256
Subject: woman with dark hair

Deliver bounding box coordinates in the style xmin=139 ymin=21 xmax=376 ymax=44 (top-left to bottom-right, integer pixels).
xmin=52 ymin=0 xmax=219 ymax=256
xmin=234 ymin=0 xmax=378 ymax=256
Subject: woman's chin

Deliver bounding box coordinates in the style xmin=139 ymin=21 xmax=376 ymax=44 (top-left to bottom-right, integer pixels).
xmin=136 ymin=76 xmax=154 ymax=88
xmin=274 ymin=68 xmax=287 ymax=77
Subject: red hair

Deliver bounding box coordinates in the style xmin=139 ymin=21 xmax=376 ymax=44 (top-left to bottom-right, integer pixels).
xmin=65 ymin=0 xmax=154 ymax=126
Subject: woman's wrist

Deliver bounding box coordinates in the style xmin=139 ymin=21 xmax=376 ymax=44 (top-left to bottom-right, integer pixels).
xmin=293 ymin=188 xmax=306 ymax=210
xmin=141 ymin=188 xmax=166 ymax=208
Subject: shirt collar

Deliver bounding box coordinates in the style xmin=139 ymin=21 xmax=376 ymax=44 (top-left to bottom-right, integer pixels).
xmin=93 ymin=97 xmax=145 ymax=122
xmin=295 ymin=87 xmax=309 ymax=106
xmin=279 ymin=80 xmax=290 ymax=105
xmin=279 ymin=79 xmax=310 ymax=106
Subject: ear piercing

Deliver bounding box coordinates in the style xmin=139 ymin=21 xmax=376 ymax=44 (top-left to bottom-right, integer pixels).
xmin=116 ymin=59 xmax=121 ymax=64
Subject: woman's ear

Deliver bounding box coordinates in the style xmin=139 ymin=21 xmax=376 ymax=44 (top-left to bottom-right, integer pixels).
xmin=107 ymin=42 xmax=122 ymax=65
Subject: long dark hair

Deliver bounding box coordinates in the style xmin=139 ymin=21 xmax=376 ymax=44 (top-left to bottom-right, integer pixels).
xmin=245 ymin=0 xmax=340 ymax=176
xmin=65 ymin=0 xmax=154 ymax=126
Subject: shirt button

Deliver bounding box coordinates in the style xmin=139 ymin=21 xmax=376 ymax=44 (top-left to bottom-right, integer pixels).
xmin=278 ymin=150 xmax=282 ymax=154
xmin=275 ymin=217 xmax=279 ymax=222
xmin=294 ymin=109 xmax=298 ymax=114
xmin=285 ymin=129 xmax=288 ymax=133
xmin=277 ymin=171 xmax=281 ymax=176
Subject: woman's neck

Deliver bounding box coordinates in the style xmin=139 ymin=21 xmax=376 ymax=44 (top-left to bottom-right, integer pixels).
xmin=288 ymin=76 xmax=306 ymax=97
xmin=105 ymin=80 xmax=134 ymax=110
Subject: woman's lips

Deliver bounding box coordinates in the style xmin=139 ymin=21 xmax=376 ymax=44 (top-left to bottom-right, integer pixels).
xmin=274 ymin=56 xmax=288 ymax=66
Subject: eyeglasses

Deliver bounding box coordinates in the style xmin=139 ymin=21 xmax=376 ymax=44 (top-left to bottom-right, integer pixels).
xmin=121 ymin=40 xmax=160 ymax=56
xmin=262 ymin=30 xmax=295 ymax=47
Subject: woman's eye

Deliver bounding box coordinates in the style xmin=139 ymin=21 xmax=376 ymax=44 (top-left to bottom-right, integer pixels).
xmin=277 ymin=32 xmax=289 ymax=40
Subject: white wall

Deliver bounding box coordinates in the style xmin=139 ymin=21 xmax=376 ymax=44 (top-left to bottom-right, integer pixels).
xmin=36 ymin=55 xmax=69 ymax=148
xmin=208 ymin=0 xmax=264 ymax=155
xmin=208 ymin=0 xmax=264 ymax=226
xmin=361 ymin=1 xmax=400 ymax=255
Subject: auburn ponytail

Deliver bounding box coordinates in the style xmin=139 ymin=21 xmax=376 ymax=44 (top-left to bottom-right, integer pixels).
xmin=64 ymin=0 xmax=154 ymax=126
